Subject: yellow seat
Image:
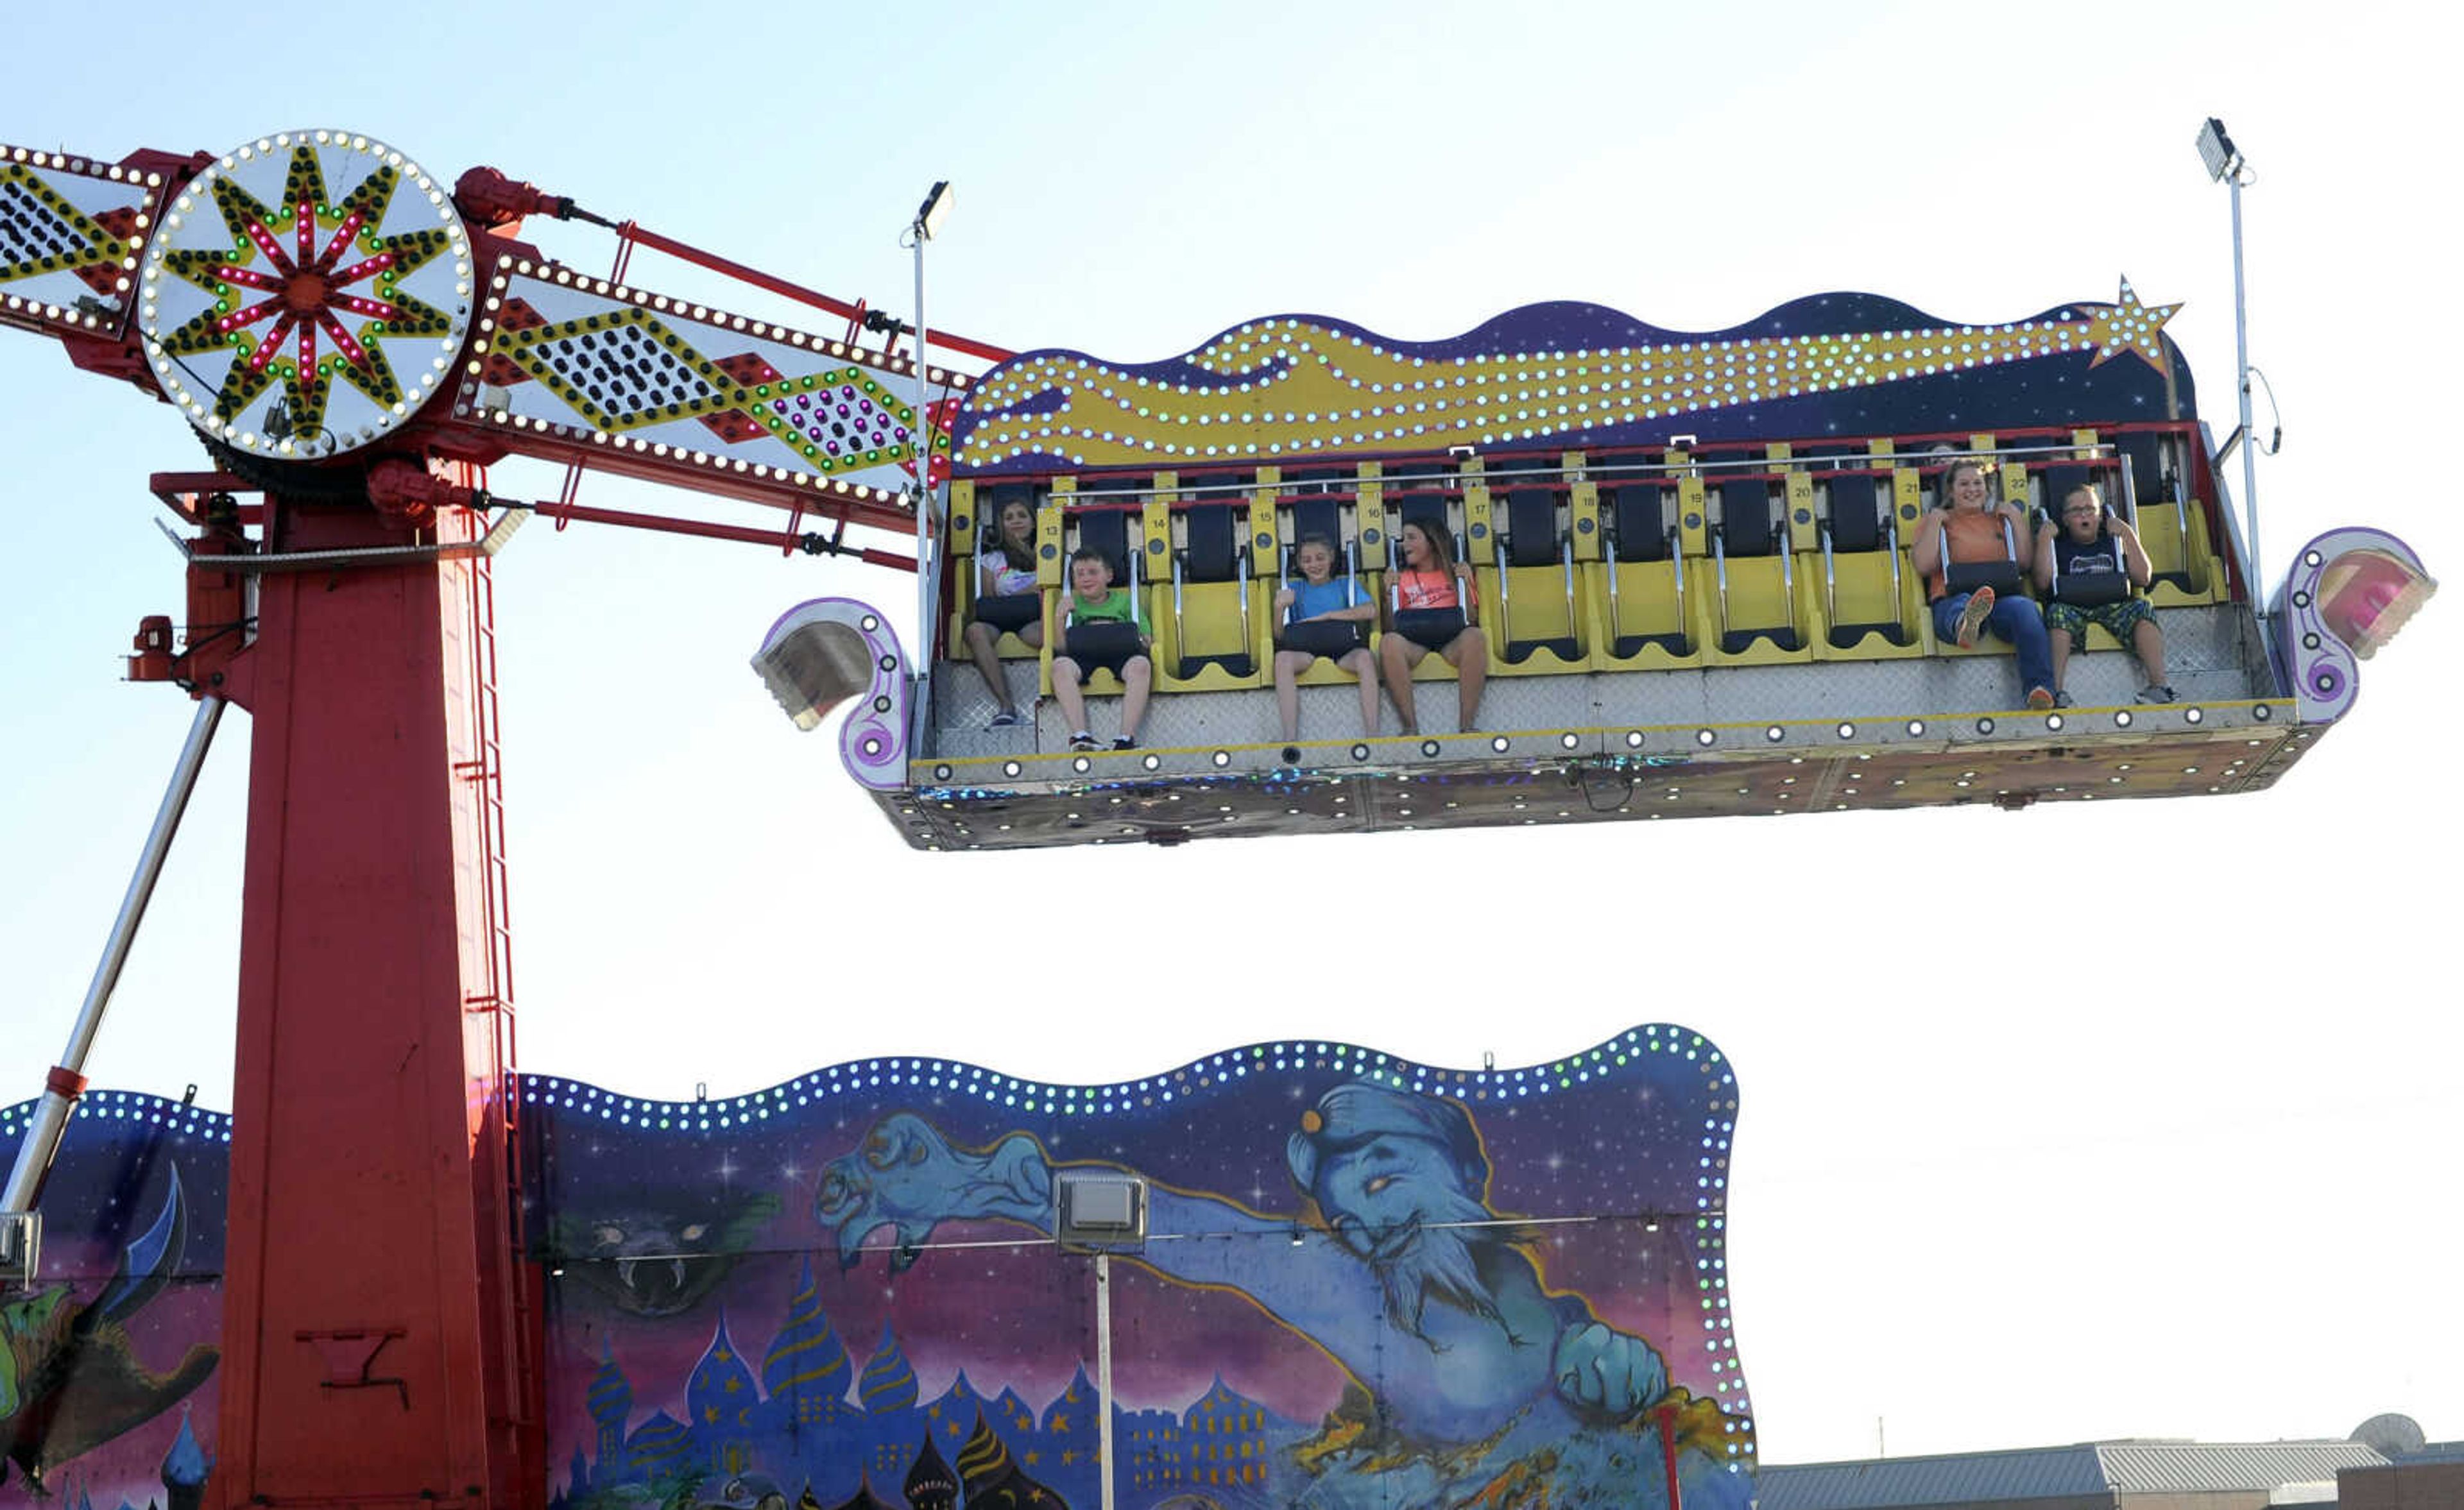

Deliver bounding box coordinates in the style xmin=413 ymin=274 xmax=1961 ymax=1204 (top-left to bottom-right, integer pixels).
xmin=1590 ymin=479 xmax=1698 ymax=669
xmin=1813 ymin=471 xmax=1920 ymax=659
xmin=1706 ymin=475 xmax=1809 ymax=665
xmin=1479 ymin=471 xmax=1587 ymax=674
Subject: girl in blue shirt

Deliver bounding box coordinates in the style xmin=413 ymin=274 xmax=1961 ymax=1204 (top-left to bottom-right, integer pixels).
xmin=1272 ymin=534 xmax=1382 ymax=745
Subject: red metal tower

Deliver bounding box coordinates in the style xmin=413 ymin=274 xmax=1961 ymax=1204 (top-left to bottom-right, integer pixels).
xmin=1 ymin=128 xmax=988 ymax=1508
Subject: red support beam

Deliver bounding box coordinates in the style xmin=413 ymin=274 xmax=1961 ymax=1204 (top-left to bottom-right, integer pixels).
xmin=424 ymin=425 xmax=923 ymax=538
xmin=617 ymin=224 xmax=1018 ymax=365
xmin=212 ymin=496 xmax=539 ymax=1509
xmin=527 ymin=498 xmax=918 ymax=571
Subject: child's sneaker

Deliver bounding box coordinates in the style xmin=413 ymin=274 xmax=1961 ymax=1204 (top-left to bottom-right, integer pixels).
xmin=2135 ymin=684 xmax=2180 ymax=704
xmin=1953 ymin=587 xmax=1995 ymax=649
xmin=2025 ymin=686 xmax=2056 ymax=711
xmin=1109 ymin=735 xmax=1138 ymax=751
xmin=1068 ymin=731 xmax=1099 ymax=752
xmin=987 ymin=707 xmax=1024 ymax=729
xmin=2053 ymin=691 xmax=2075 ymax=708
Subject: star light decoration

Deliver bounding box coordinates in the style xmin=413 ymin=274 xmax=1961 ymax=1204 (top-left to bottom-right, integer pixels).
xmin=2082 ymin=276 xmax=2181 ymax=369
xmin=955 ymin=280 xmax=2180 ymax=469
xmin=137 ymin=130 xmax=472 ymax=458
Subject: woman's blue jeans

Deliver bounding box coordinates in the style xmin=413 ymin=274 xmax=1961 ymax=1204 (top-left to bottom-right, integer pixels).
xmin=1932 ymin=590 xmax=2055 ymax=697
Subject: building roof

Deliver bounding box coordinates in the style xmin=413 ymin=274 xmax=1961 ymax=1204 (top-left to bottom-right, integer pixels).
xmin=2100 ymin=1440 xmax=2390 ymax=1491
xmin=1759 ymin=1439 xmax=2391 ymax=1509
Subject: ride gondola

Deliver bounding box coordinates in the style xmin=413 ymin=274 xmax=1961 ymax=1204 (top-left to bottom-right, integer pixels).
xmin=755 ymin=288 xmax=2433 ymax=849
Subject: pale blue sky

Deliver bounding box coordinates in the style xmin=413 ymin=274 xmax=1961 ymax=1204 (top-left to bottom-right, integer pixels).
xmin=3 ymin=0 xmax=2456 ymax=1468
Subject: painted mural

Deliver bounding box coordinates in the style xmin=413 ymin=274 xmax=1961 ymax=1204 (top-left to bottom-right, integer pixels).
xmin=0 ymin=1092 xmax=225 ymax=1510
xmin=529 ymin=1026 xmax=1754 ymax=1510
xmin=1 ymin=1027 xmax=1752 ymax=1510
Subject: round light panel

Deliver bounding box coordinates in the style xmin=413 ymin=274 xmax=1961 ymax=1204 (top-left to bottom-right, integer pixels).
xmin=137 ymin=130 xmax=472 ymax=459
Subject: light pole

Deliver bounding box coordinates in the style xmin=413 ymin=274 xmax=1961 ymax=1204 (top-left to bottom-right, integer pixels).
xmin=2196 ymin=118 xmax=2263 ymax=604
xmin=907 ymin=181 xmax=952 ymax=688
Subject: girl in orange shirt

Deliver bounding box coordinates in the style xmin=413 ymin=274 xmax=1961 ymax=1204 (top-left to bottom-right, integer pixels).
xmin=1380 ymin=518 xmax=1489 ymax=734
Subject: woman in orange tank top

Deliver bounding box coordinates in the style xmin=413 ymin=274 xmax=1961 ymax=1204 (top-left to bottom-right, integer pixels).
xmin=1911 ymin=459 xmax=2055 ymax=709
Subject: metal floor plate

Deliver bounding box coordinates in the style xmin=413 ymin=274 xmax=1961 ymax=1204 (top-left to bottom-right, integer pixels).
xmin=887 ymin=607 xmax=2306 ymax=851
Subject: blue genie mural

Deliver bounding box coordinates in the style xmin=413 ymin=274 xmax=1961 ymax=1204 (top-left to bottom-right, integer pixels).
xmin=525 ymin=1028 xmax=1752 ymax=1510
xmin=820 ymin=1090 xmax=1676 ymax=1450
xmin=1 ymin=1028 xmax=1752 ymax=1510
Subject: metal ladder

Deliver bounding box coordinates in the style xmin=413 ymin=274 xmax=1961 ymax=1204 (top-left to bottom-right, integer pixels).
xmin=452 ymin=490 xmax=542 ymax=1464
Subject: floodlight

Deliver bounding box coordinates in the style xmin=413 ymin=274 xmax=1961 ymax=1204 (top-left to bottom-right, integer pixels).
xmin=914 ymin=180 xmax=953 ymax=242
xmin=2195 ymin=117 xmax=2239 ymax=183
xmin=1055 ymin=1169 xmax=1147 ymax=1250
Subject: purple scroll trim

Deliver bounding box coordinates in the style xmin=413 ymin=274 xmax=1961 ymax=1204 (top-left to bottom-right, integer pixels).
xmin=751 ymin=597 xmax=911 ymax=790
xmin=2275 ymin=527 xmax=2431 ymax=722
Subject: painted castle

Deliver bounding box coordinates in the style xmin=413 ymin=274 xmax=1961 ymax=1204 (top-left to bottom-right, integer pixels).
xmin=48 ymin=1409 xmax=210 ymax=1510
xmin=555 ymin=1259 xmax=1297 ymax=1510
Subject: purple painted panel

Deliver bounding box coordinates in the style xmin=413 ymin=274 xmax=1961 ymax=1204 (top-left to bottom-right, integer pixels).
xmin=524 ymin=1027 xmax=1753 ymax=1509
xmin=0 ymin=1092 xmax=227 ymax=1510
xmin=950 ymin=289 xmax=2194 ymax=477
xmin=3 ymin=1027 xmax=1754 ymax=1510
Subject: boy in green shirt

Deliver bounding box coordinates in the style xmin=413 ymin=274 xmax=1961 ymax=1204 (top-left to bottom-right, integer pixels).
xmin=1052 ymin=546 xmax=1153 ymax=751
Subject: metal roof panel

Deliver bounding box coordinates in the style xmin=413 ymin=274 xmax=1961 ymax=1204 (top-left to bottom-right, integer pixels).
xmin=1760 ymin=1439 xmax=2391 ymax=1509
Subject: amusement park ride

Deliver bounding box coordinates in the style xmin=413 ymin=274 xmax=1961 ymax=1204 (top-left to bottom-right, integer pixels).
xmin=0 ymin=121 xmax=2436 ymax=1510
